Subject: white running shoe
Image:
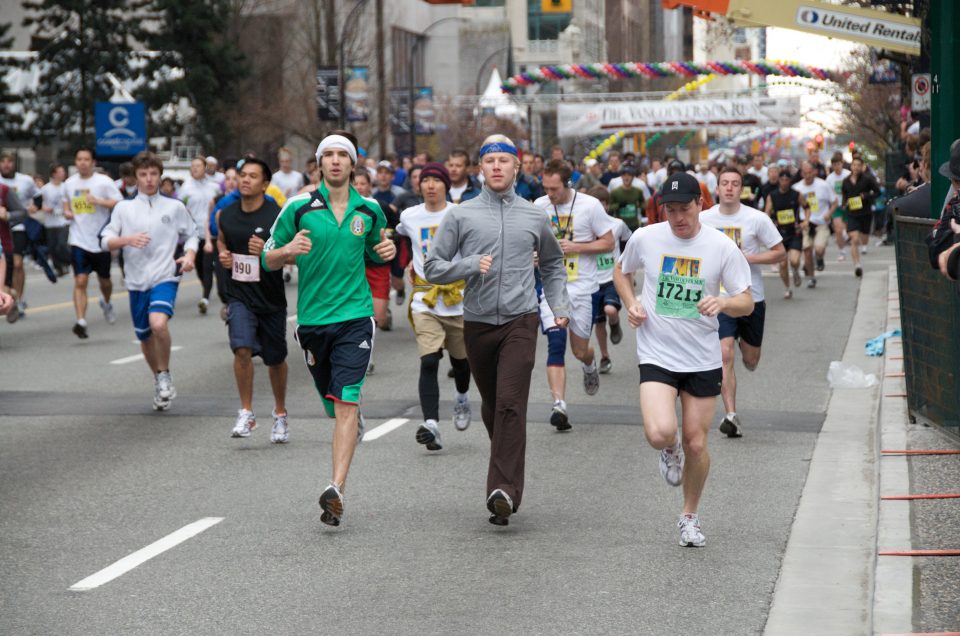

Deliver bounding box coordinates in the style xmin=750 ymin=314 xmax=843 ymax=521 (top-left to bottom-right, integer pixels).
xmin=156 ymin=371 xmax=176 ymax=401
xmin=270 ymin=411 xmax=288 ymax=443
xmin=99 ymin=298 xmax=117 ymax=324
xmin=678 ymin=513 xmax=706 ymax=547
xmin=416 ymin=419 xmax=443 ymax=451
xmin=453 ymin=399 xmax=471 ymax=431
xmin=231 ymin=409 xmax=256 ymax=437
xmin=659 ymin=438 xmax=684 ymax=487
xmin=582 ymin=365 xmax=600 ymax=396
xmin=198 ymin=298 xmax=209 ymax=315
xmin=152 ymin=381 xmax=171 ymax=411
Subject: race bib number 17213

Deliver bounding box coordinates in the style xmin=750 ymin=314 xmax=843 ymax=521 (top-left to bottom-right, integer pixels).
xmin=655 ymin=273 xmax=704 ymax=320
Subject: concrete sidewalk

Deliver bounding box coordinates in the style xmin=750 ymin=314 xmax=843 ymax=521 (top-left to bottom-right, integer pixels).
xmin=764 ymin=269 xmax=887 ymax=635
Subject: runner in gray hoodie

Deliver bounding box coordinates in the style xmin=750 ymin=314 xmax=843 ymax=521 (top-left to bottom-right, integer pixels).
xmin=424 ymin=134 xmax=570 ymax=526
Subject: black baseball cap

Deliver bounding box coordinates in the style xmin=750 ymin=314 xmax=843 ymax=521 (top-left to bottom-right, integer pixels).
xmin=660 ymin=172 xmax=702 ymax=203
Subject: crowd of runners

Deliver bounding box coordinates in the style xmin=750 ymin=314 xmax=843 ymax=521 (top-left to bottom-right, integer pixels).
xmin=0 ymin=132 xmax=903 ymax=545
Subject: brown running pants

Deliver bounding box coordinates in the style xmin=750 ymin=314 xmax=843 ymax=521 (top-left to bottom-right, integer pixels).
xmin=463 ymin=312 xmax=539 ymax=510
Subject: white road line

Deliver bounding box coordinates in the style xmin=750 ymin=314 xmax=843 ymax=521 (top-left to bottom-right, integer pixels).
xmin=110 ymin=346 xmax=182 ymax=365
xmin=361 ymin=418 xmax=409 ymax=442
xmin=69 ymin=517 xmax=224 ymax=591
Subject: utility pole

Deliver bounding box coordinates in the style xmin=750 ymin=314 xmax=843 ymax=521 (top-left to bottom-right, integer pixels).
xmin=324 ymin=0 xmax=337 ymax=65
xmin=375 ymin=0 xmax=387 ymax=156
xmin=930 ymin=1 xmax=957 ymax=217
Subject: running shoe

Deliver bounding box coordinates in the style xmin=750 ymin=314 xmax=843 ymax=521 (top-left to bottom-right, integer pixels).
xmin=198 ymin=298 xmax=209 ymax=315
xmin=792 ymin=268 xmax=801 ymax=288
xmin=231 ymin=409 xmax=257 ymax=437
xmin=719 ymin=413 xmax=742 ymax=438
xmin=783 ymin=289 xmax=793 ymax=300
xmin=816 ymin=256 xmax=825 ymax=271
xmin=453 ymin=400 xmax=471 ymax=431
xmin=486 ymin=489 xmax=513 ymax=526
xmin=550 ymin=401 xmax=571 ymax=431
xmin=382 ymin=309 xmax=393 ymax=331
xmin=318 ymin=483 xmax=344 ymax=526
xmin=270 ymin=411 xmax=289 ymax=443
xmin=583 ymin=365 xmax=600 ymax=396
xmin=610 ymin=321 xmax=623 ymax=344
xmin=394 ymin=288 xmax=405 ymax=306
xmin=447 ymin=367 xmax=455 ymax=378
xmin=860 ymin=246 xmax=868 ymax=255
xmin=72 ymin=322 xmax=88 ymax=338
xmin=152 ymin=381 xmax=170 ymax=411
xmin=366 ymin=362 xmax=375 ymax=376
xmin=678 ymin=513 xmax=706 ymax=547
xmin=416 ymin=419 xmax=443 ymax=451
xmin=156 ymin=371 xmax=176 ymax=401
xmin=806 ymin=278 xmax=817 ymax=289
xmin=837 ymin=252 xmax=846 ymax=262
xmin=659 ymin=438 xmax=684 ymax=487
xmin=220 ymin=305 xmax=228 ymax=321
xmin=599 ymin=357 xmax=613 ymax=374
xmin=99 ymin=298 xmax=117 ymax=324
xmin=6 ymin=305 xmax=19 ymax=323
xmin=854 ymin=266 xmax=863 ymax=278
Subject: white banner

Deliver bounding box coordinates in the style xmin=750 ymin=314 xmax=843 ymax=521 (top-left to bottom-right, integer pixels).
xmin=557 ymin=97 xmax=802 ymax=137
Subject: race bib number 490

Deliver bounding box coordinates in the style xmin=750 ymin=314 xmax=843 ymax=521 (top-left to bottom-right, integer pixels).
xmin=231 ymin=253 xmax=260 ymax=282
xmin=655 ymin=273 xmax=704 ymax=320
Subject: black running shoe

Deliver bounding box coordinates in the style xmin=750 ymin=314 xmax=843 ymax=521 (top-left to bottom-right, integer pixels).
xmin=816 ymin=256 xmax=824 ymax=271
xmin=855 ymin=266 xmax=863 ymax=278
xmin=318 ymin=484 xmax=344 ymax=527
xmin=72 ymin=322 xmax=88 ymax=339
xmin=550 ymin=403 xmax=571 ymax=431
xmin=486 ymin=489 xmax=513 ymax=526
xmin=610 ymin=321 xmax=623 ymax=344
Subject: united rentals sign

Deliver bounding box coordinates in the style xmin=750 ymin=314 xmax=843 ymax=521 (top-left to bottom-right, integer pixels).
xmin=794 ymin=4 xmax=920 ymax=55
xmin=557 ymin=97 xmax=802 ymax=137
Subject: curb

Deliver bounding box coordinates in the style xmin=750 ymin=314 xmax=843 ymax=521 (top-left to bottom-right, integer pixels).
xmin=764 ymin=269 xmax=887 ymax=635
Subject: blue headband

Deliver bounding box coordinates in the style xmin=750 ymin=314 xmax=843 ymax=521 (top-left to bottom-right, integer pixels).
xmin=479 ymin=142 xmax=518 ymax=158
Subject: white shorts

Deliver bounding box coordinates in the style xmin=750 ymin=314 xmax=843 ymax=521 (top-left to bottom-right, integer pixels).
xmin=537 ymin=287 xmax=593 ymax=339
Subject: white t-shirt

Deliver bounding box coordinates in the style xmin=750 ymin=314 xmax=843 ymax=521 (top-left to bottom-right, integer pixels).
xmin=207 ymin=171 xmax=225 ymax=185
xmin=449 ymin=183 xmax=468 ymax=203
xmin=596 ymin=218 xmax=631 ymax=285
xmin=178 ymin=177 xmax=220 ymax=238
xmin=646 ymin=168 xmax=667 ymax=190
xmin=825 ymin=169 xmax=850 ymax=204
xmin=607 ymin=175 xmax=651 ymax=199
xmin=397 ymin=203 xmax=463 ymax=317
xmin=270 ymin=170 xmax=304 ymax=199
xmin=65 ymin=173 xmax=122 ymax=253
xmin=792 ymin=178 xmax=835 ymax=226
xmin=748 ymin=165 xmax=768 ymax=185
xmin=40 ymin=182 xmax=69 ymax=228
xmin=534 ymin=191 xmax=617 ymax=297
xmin=0 ymin=172 xmax=39 ymax=231
xmin=700 ymin=204 xmax=783 ymax=302
xmin=618 ymin=222 xmax=751 ymax=372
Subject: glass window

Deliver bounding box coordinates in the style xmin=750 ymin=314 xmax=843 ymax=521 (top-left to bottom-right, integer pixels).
xmin=528 ymin=0 xmax=571 ymax=41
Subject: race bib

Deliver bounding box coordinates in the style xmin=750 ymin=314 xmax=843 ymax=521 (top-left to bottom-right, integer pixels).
xmin=564 ymin=254 xmax=579 ymax=282
xmin=776 ymin=209 xmax=796 ymax=225
xmin=72 ymin=192 xmax=95 ymax=215
xmin=619 ymin=204 xmax=637 ymax=219
xmin=806 ymin=193 xmax=819 ymax=213
xmin=231 ymin=253 xmax=260 ymax=282
xmin=596 ymin=253 xmax=615 ymax=271
xmin=740 ymin=188 xmax=753 ymax=200
xmin=655 ymin=272 xmax=704 ymax=320
xmin=848 ymin=196 xmax=863 ymax=211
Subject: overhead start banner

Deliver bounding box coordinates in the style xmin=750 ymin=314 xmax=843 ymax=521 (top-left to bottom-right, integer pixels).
xmin=557 ymin=97 xmax=802 ymax=137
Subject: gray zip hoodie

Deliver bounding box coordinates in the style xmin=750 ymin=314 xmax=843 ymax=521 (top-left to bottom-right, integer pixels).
xmin=424 ymin=184 xmax=569 ymax=326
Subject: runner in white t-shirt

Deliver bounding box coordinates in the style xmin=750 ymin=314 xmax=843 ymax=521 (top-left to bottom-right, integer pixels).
xmin=534 ymin=160 xmax=615 ymax=430
xmin=614 ymin=172 xmax=753 ymax=547
xmin=0 ymin=151 xmax=39 ymax=320
xmin=584 ymin=185 xmax=632 ymax=374
xmin=824 ymin=153 xmax=851 ymax=261
xmin=396 ymin=162 xmax=472 ymax=451
xmin=792 ymin=161 xmax=837 ymax=287
xmin=700 ymin=168 xmax=785 ymax=439
xmin=64 ymin=147 xmax=122 ymax=338
xmin=270 ymin=147 xmax=304 ymax=199
xmin=39 ymin=164 xmax=71 ymax=276
xmin=177 ymin=156 xmax=221 ymax=314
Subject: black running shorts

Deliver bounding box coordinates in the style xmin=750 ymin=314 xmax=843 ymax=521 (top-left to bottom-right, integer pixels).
xmin=639 ymin=363 xmax=722 ymax=398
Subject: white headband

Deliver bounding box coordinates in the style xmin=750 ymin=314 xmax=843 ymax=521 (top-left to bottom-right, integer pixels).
xmin=315 ymin=135 xmax=357 ymax=165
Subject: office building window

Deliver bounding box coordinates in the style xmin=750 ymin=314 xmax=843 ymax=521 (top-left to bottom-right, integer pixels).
xmin=528 ymin=0 xmax=571 ymax=41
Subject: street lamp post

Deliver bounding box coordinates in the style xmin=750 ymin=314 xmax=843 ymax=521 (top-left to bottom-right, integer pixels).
xmin=407 ymin=16 xmax=465 ymax=156
xmin=338 ymin=0 xmax=370 ymax=130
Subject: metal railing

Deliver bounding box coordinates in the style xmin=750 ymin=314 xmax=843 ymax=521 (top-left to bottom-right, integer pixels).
xmin=893 ymin=215 xmax=960 ymax=436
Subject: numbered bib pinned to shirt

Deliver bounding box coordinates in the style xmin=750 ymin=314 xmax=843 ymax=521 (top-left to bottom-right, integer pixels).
xmin=231 ymin=253 xmax=260 ymax=282
xmin=596 ymin=253 xmax=615 ymax=271
xmin=848 ymin=196 xmax=863 ymax=211
xmin=655 ymin=272 xmax=704 ymax=320
xmin=806 ymin=192 xmax=819 ymax=213
xmin=72 ymin=192 xmax=95 ymax=215
xmin=776 ymin=209 xmax=796 ymax=225
xmin=564 ymin=254 xmax=579 ymax=282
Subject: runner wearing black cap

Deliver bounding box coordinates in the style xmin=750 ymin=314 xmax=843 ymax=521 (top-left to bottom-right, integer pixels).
xmin=613 ymin=172 xmax=753 ymax=547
